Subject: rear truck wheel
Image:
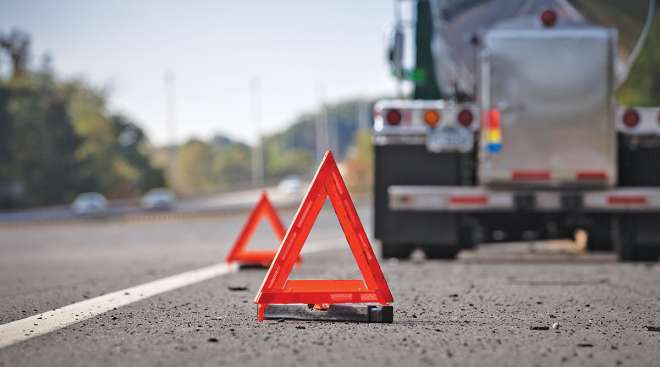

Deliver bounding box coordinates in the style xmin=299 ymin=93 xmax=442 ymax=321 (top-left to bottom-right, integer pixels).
xmin=381 ymin=243 xmax=413 ymax=259
xmin=373 ymin=142 xmax=475 ymax=261
xmin=586 ymin=230 xmax=614 ymax=252
xmin=459 ymin=215 xmax=480 ymax=249
xmin=579 ymin=215 xmax=615 ymax=252
xmin=422 ymin=245 xmax=460 ymax=260
xmin=615 ymin=214 xmax=660 ymax=262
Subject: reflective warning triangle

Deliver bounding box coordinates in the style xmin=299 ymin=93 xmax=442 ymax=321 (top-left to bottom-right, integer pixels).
xmin=254 ymin=151 xmax=393 ymax=320
xmin=225 ymin=192 xmax=296 ymax=267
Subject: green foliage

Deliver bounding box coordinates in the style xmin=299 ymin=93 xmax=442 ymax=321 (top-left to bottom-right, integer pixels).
xmin=166 ymin=136 xmax=252 ymax=196
xmin=0 ymin=79 xmax=86 ymax=207
xmin=212 ymin=143 xmax=251 ymax=188
xmin=0 ymin=29 xmax=164 ymax=208
xmin=170 ymin=140 xmax=217 ymax=196
xmin=618 ymin=10 xmax=660 ymax=106
xmin=344 ymin=130 xmax=373 ymax=192
xmin=263 ymin=133 xmax=314 ymax=180
xmin=266 ymin=99 xmax=375 ymax=163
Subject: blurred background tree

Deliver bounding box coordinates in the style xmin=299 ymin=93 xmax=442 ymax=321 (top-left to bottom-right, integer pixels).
xmin=618 ymin=6 xmax=660 ymax=106
xmin=343 ymin=130 xmax=374 ymax=192
xmin=4 ymin=6 xmax=658 ymax=209
xmin=0 ymin=28 xmax=164 ymax=209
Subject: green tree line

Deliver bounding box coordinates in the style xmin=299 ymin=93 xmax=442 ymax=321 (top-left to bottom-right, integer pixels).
xmin=618 ymin=3 xmax=660 ymax=106
xmin=0 ymin=29 xmax=164 ymax=209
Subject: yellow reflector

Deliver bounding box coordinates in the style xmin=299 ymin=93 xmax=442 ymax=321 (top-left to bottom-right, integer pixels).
xmin=487 ymin=129 xmax=501 ymax=142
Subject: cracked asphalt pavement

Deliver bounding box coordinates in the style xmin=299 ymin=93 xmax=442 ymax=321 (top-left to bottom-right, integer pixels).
xmin=1 ymin=203 xmax=659 ymax=366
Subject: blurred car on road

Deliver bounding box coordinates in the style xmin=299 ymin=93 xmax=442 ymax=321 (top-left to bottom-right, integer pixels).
xmin=141 ymin=188 xmax=176 ymax=211
xmin=71 ymin=192 xmax=108 ymax=217
xmin=277 ymin=175 xmax=304 ymax=196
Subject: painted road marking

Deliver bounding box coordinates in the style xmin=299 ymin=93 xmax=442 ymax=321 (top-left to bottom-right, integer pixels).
xmin=0 ymin=239 xmax=344 ymax=349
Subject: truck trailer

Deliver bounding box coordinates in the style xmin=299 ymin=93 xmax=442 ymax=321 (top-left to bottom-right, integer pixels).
xmin=374 ymin=0 xmax=660 ymax=261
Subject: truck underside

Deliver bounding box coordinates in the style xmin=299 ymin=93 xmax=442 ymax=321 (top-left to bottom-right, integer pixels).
xmin=374 ymin=134 xmax=660 ymax=261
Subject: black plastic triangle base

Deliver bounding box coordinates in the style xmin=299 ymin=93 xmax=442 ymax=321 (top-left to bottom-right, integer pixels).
xmin=262 ymin=304 xmax=393 ymax=323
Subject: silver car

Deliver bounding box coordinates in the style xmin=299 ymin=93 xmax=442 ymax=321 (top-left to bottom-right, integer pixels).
xmin=141 ymin=188 xmax=176 ymax=211
xmin=71 ymin=192 xmax=108 ymax=217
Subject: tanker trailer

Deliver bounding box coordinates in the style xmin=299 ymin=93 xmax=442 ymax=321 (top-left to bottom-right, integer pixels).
xmin=374 ymin=0 xmax=660 ymax=261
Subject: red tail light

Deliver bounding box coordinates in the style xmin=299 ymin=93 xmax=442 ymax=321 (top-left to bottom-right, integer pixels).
xmin=657 ymin=111 xmax=660 ymax=126
xmin=385 ymin=109 xmax=402 ymax=125
xmin=540 ymin=9 xmax=557 ymax=27
xmin=622 ymin=109 xmax=640 ymax=128
xmin=457 ymin=109 xmax=473 ymax=127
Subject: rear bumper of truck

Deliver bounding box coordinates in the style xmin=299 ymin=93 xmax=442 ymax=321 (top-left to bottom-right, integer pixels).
xmin=389 ymin=186 xmax=660 ymax=212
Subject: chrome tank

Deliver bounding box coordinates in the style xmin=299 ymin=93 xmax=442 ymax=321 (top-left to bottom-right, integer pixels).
xmin=477 ymin=27 xmax=617 ymax=187
xmin=429 ymin=0 xmax=655 ymax=97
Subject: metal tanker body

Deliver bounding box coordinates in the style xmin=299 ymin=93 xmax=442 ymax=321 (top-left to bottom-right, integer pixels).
xmin=374 ymin=0 xmax=660 ymax=261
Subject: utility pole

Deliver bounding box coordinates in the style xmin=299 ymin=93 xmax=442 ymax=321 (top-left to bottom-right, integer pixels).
xmin=315 ymin=84 xmax=329 ymax=162
xmin=394 ymin=1 xmax=403 ymax=98
xmin=164 ymin=72 xmax=177 ymax=145
xmin=358 ymin=101 xmax=370 ymax=131
xmin=250 ymin=78 xmax=264 ymax=187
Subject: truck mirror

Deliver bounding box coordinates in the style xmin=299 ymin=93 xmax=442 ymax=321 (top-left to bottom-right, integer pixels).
xmin=388 ymin=26 xmax=404 ymax=75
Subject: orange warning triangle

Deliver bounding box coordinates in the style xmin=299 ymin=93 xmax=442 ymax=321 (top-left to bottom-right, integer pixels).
xmin=225 ymin=192 xmax=296 ymax=267
xmin=254 ymin=151 xmax=393 ymax=320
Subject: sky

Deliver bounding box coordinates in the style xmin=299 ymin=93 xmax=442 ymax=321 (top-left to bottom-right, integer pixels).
xmin=1 ymin=0 xmax=400 ymax=145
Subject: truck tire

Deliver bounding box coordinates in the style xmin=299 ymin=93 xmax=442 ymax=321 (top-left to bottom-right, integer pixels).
xmin=459 ymin=215 xmax=480 ymax=249
xmin=422 ymin=216 xmax=475 ymax=259
xmin=422 ymin=245 xmax=459 ymax=260
xmin=582 ymin=216 xmax=614 ymax=252
xmin=615 ymin=215 xmax=660 ymax=262
xmin=381 ymin=243 xmax=413 ymax=259
xmin=585 ymin=229 xmax=613 ymax=252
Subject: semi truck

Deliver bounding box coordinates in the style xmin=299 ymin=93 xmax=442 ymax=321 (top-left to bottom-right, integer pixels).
xmin=373 ymin=0 xmax=660 ymax=261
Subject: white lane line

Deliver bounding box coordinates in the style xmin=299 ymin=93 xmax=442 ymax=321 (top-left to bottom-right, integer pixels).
xmin=0 ymin=262 xmax=237 ymax=349
xmin=0 ymin=242 xmax=344 ymax=349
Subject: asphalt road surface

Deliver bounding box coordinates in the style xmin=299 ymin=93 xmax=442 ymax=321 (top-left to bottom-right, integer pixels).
xmin=1 ymin=202 xmax=659 ymax=366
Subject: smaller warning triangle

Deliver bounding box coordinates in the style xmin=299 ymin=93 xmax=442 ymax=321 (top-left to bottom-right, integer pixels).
xmin=225 ymin=192 xmax=297 ymax=267
xmin=254 ymin=151 xmax=393 ymax=320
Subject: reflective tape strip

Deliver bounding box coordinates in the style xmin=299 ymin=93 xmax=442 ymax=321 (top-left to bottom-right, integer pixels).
xmin=576 ymin=171 xmax=608 ymax=181
xmin=487 ymin=143 xmax=502 ymax=153
xmin=449 ymin=195 xmax=489 ymax=205
xmin=389 ymin=186 xmax=660 ymax=212
xmin=582 ymin=189 xmax=660 ymax=211
xmin=486 ymin=129 xmax=501 ymax=142
xmin=512 ymin=170 xmax=551 ymax=181
xmin=389 ymin=186 xmax=513 ymax=211
xmin=608 ymin=196 xmax=647 ymax=205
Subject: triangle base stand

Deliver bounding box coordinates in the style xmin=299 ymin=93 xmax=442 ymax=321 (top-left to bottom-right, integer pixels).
xmin=260 ymin=304 xmax=393 ymax=323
